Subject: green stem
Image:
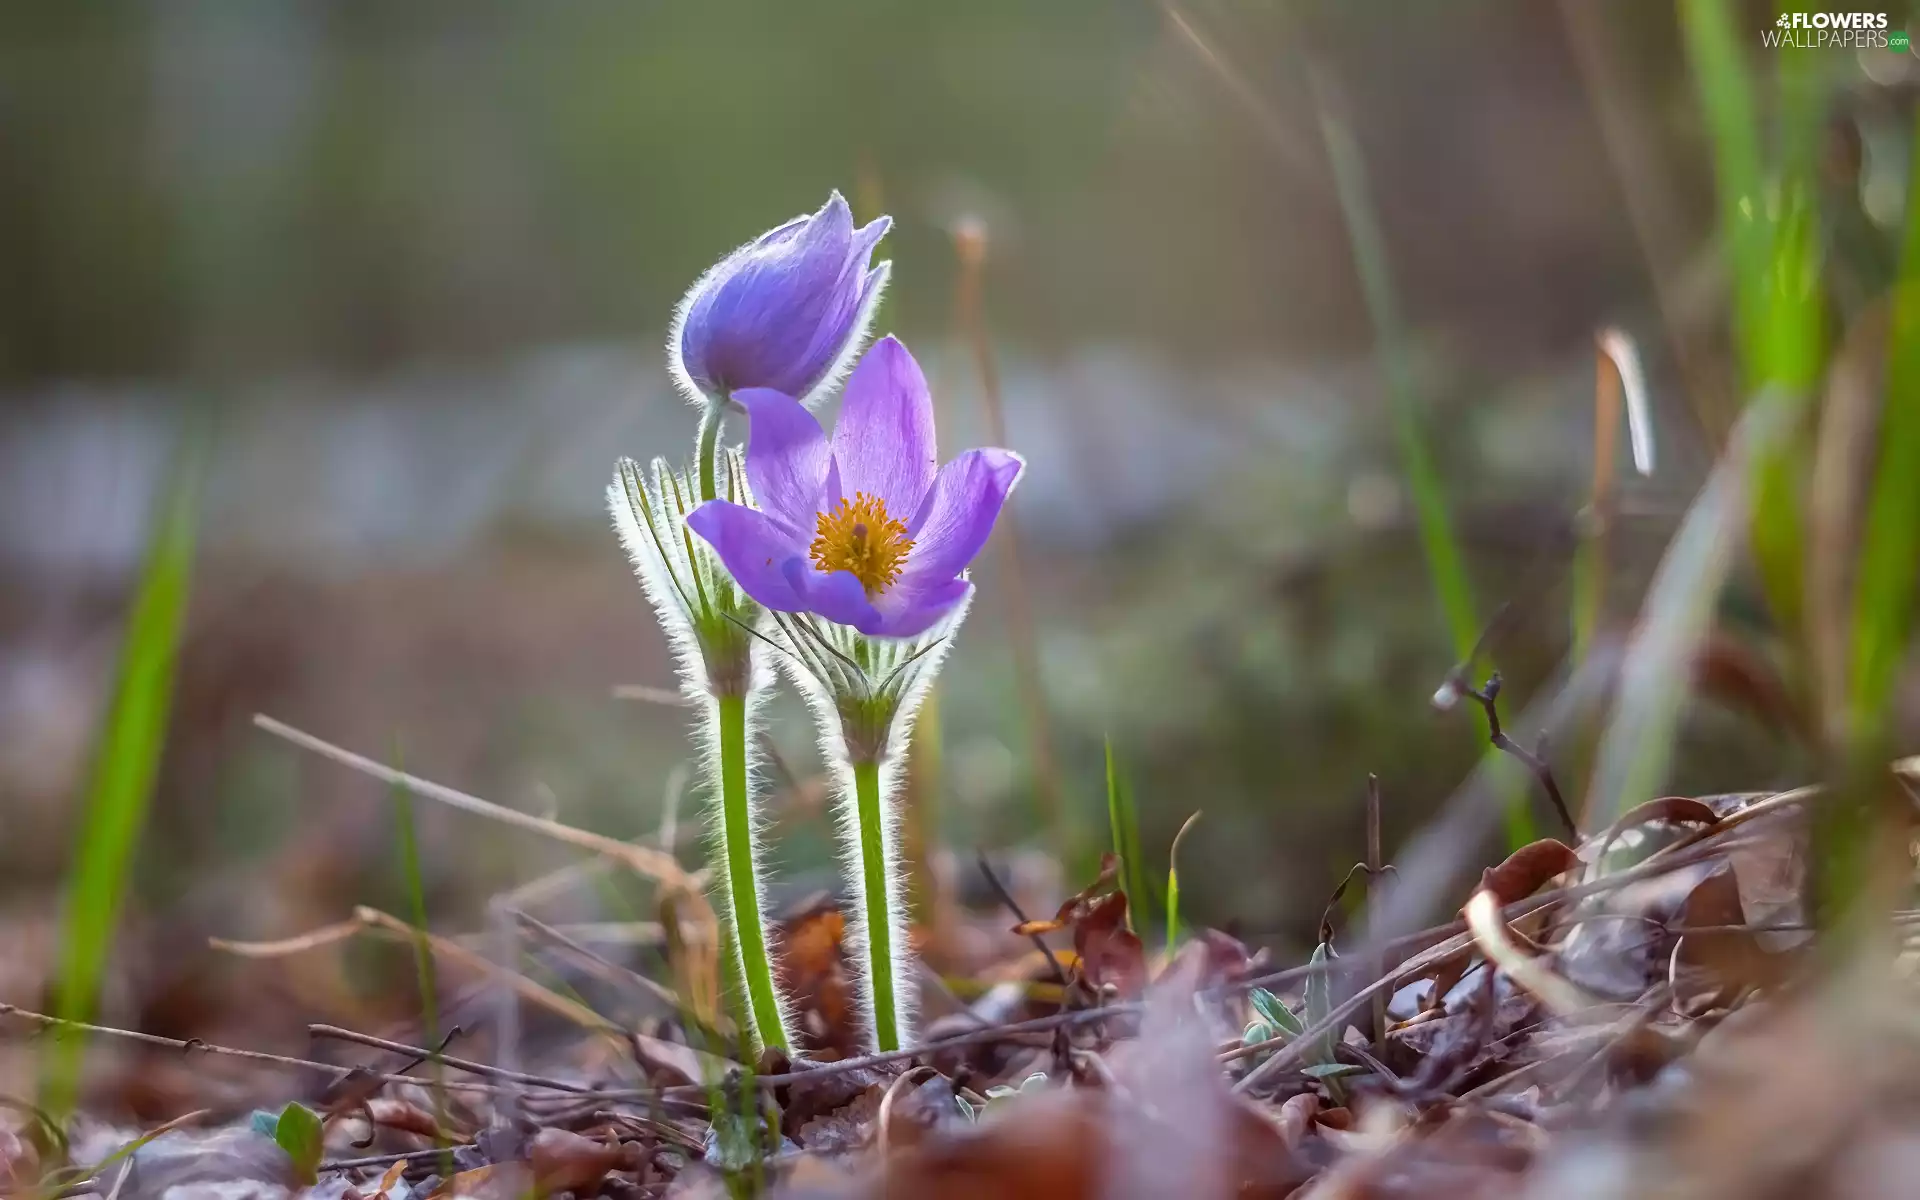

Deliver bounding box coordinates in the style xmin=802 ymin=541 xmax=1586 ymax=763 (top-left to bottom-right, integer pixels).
xmin=696 ymin=398 xmax=725 ymax=503
xmin=852 ymin=758 xmax=898 ymax=1051
xmin=716 ymin=692 xmax=786 ymax=1054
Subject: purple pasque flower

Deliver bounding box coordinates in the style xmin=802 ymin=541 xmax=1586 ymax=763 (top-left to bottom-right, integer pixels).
xmin=686 ymin=336 xmax=1023 ymax=639
xmin=672 ymin=191 xmax=892 ymax=404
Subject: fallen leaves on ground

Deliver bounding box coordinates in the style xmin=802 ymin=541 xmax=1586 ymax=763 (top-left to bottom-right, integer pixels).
xmin=14 ymin=781 xmax=1920 ymax=1200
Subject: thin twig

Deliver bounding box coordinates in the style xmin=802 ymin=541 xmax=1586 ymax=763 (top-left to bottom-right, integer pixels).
xmin=1452 ymin=672 xmax=1578 ymax=839
xmin=253 ymin=714 xmax=696 ymax=888
xmin=978 ymin=853 xmax=1071 ymax=989
xmin=589 ymin=1004 xmax=1141 ymax=1102
xmin=321 ymin=1145 xmax=476 ymax=1172
xmin=512 ymin=908 xmax=679 ymax=1009
xmin=213 ymin=906 xmax=619 ymax=1033
xmin=0 ymin=1004 xmax=499 ymax=1096
xmin=309 ymin=1025 xmax=605 ymax=1095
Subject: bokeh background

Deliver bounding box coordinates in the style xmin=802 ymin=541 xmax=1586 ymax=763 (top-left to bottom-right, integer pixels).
xmin=2 ymin=1 xmax=1905 ymax=1062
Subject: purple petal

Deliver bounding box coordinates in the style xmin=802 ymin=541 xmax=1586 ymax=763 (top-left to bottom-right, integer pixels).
xmin=871 ymin=576 xmax=971 ymax=639
xmin=679 ymin=194 xmax=859 ymax=397
xmin=783 ymin=561 xmax=883 ymax=633
xmin=749 ymin=212 xmax=812 ymax=251
xmin=850 ymin=214 xmax=892 ymax=261
xmin=733 ymin=388 xmax=831 ymax=533
xmin=831 ymin=336 xmax=938 ymax=516
xmin=901 ymin=448 xmax=1025 ymax=584
xmin=685 ymin=500 xmax=808 ymax=612
xmin=858 ymin=262 xmax=888 ymax=309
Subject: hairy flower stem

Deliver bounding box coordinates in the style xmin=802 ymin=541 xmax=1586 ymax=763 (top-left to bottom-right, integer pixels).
xmin=696 ymin=399 xmax=726 ymax=504
xmin=714 ymin=692 xmax=787 ymax=1055
xmin=851 ymin=757 xmax=899 ymax=1051
xmin=686 ymin=400 xmax=786 ymax=1054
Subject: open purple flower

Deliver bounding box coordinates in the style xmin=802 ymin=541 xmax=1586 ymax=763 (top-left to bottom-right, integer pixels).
xmin=673 ymin=191 xmax=892 ymax=404
xmin=686 ymin=336 xmax=1023 ymax=639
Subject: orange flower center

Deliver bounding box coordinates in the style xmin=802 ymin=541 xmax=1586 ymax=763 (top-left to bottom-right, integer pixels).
xmin=809 ymin=492 xmax=913 ymax=597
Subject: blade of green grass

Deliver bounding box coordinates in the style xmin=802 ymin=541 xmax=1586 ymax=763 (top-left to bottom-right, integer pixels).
xmin=42 ymin=432 xmax=202 ymax=1119
xmin=1814 ymin=108 xmax=1920 ymax=924
xmin=1164 ymin=810 xmax=1201 ymax=956
xmin=390 ymin=740 xmax=451 ymax=1174
xmin=1847 ymin=107 xmax=1920 ymax=745
xmin=1103 ymin=737 xmax=1150 ymax=933
xmin=1311 ymin=80 xmax=1479 ymax=662
xmin=1680 ymin=0 xmax=1827 ymax=632
xmin=1310 ymin=72 xmax=1534 ymax=846
xmin=1679 ymin=0 xmax=1765 ymax=345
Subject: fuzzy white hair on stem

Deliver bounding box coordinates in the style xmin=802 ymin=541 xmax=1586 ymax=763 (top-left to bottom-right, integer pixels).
xmin=764 ymin=593 xmax=973 ymax=1050
xmin=607 ymin=452 xmax=796 ymax=1054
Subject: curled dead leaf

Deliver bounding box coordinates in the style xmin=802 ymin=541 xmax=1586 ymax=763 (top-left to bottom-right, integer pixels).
xmin=1474 ymin=839 xmax=1580 ymax=909
xmin=1273 ymin=1093 xmax=1319 ymax=1150
xmin=1009 ymin=855 xmax=1146 ymax=997
xmin=529 ymin=1127 xmax=641 ymax=1194
xmin=1612 ymin=796 xmax=1720 ymax=833
xmin=365 ymin=1096 xmax=460 ymax=1143
xmin=1075 ymin=893 xmax=1147 ymax=996
xmin=373 ymin=1160 xmax=408 ymax=1199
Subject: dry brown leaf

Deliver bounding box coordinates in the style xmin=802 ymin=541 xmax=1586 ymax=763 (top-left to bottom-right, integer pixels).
xmin=529 ymin=1127 xmax=641 ymax=1194
xmin=1074 ymin=893 xmax=1148 ymax=996
xmin=1609 ymin=796 xmax=1720 ymax=835
xmin=1559 ymin=855 xmax=1786 ymax=1004
xmin=795 ymin=1082 xmax=885 ymax=1155
xmin=1010 ymin=855 xmax=1145 ymax=998
xmin=783 ymin=1064 xmax=896 ymax=1143
xmin=1274 ymin=1093 xmax=1319 ymax=1150
xmin=1009 ymin=853 xmax=1122 ymax=937
xmin=631 ymin=1031 xmax=732 ymax=1089
xmin=847 ymin=1084 xmax=1312 ymax=1200
xmin=364 ymin=1096 xmax=460 ymax=1142
xmin=431 ymin=1162 xmax=536 ymax=1199
xmin=777 ymin=895 xmax=860 ymax=1057
xmin=374 ymin=1160 xmax=408 ymax=1198
xmin=1475 ymin=839 xmax=1580 ymax=908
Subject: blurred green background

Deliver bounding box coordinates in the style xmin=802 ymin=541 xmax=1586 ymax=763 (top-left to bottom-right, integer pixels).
xmin=1 ymin=0 xmax=1908 ymax=1057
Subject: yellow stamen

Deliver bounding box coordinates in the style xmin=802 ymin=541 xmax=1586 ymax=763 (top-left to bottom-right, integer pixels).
xmin=809 ymin=491 xmax=912 ymax=597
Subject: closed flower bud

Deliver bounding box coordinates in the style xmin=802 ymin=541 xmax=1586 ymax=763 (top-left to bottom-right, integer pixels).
xmin=672 ymin=191 xmax=891 ymax=406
